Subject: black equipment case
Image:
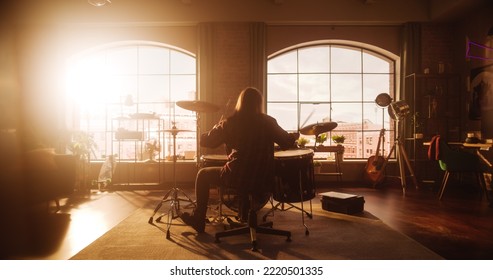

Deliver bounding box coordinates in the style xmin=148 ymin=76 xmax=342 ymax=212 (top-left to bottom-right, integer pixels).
xmin=319 ymin=191 xmax=365 ymax=214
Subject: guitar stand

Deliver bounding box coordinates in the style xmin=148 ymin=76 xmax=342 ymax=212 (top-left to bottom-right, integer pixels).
xmin=148 ymin=124 xmax=196 ymax=239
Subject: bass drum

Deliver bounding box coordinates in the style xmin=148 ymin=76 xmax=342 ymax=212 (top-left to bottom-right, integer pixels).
xmin=273 ymin=148 xmax=316 ymax=203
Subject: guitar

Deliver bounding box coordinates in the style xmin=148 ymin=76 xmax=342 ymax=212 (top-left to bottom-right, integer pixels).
xmin=364 ymin=129 xmax=386 ymax=186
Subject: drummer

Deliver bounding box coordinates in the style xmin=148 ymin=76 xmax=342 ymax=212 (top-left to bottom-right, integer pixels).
xmin=179 ymin=87 xmax=299 ymax=233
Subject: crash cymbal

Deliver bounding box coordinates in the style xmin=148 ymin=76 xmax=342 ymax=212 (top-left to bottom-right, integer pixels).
xmin=176 ymin=100 xmax=220 ymax=113
xmin=299 ymin=122 xmax=338 ymax=136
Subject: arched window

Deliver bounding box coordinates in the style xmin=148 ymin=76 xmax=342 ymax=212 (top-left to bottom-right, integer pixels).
xmin=66 ymin=42 xmax=197 ymax=161
xmin=267 ymin=41 xmax=399 ymax=159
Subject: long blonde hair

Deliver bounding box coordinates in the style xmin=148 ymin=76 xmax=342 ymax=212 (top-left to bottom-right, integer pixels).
xmin=234 ymin=87 xmax=263 ymax=115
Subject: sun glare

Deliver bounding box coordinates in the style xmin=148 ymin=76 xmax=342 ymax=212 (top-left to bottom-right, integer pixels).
xmin=66 ymin=57 xmax=119 ymax=108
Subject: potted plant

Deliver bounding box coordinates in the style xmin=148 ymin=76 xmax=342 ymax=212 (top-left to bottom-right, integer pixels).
xmin=68 ymin=131 xmax=97 ymax=161
xmin=331 ymin=134 xmax=345 ymax=162
xmin=297 ymin=137 xmax=309 ymax=148
xmin=316 ymin=133 xmax=328 ymax=146
xmin=331 ymin=134 xmax=345 ymax=145
xmin=145 ymin=138 xmax=161 ymax=162
xmin=68 ymin=131 xmax=97 ymax=192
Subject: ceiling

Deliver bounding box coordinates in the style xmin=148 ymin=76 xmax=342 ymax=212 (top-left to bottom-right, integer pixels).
xmin=1 ymin=0 xmax=489 ymax=26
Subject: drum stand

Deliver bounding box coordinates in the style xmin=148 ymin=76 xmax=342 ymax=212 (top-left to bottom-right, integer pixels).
xmin=263 ymin=173 xmax=313 ymax=236
xmin=148 ymin=123 xmax=196 ymax=239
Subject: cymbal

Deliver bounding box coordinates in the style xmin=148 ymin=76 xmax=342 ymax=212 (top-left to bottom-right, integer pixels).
xmin=176 ymin=100 xmax=220 ymax=113
xmin=159 ymin=129 xmax=192 ymax=135
xmin=299 ymin=122 xmax=338 ymax=136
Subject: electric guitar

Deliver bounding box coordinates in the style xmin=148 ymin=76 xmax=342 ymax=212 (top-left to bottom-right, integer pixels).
xmin=364 ymin=129 xmax=386 ymax=186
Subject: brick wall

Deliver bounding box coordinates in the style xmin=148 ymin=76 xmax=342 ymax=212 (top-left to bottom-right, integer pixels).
xmin=212 ymin=23 xmax=252 ymax=107
xmin=421 ymin=24 xmax=456 ymax=74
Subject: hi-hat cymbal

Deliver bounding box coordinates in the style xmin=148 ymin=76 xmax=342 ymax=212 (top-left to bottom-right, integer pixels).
xmin=176 ymin=100 xmax=220 ymax=113
xmin=299 ymin=122 xmax=338 ymax=135
xmin=159 ymin=129 xmax=192 ymax=135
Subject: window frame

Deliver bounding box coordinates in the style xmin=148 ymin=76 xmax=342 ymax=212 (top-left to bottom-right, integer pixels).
xmin=267 ymin=41 xmax=400 ymax=159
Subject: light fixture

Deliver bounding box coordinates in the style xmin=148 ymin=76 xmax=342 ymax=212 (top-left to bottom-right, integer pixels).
xmin=375 ymin=93 xmax=392 ymax=108
xmin=88 ymin=0 xmax=111 ymax=7
xmin=388 ymin=100 xmax=410 ymax=120
xmin=374 ymin=93 xmax=410 ymax=120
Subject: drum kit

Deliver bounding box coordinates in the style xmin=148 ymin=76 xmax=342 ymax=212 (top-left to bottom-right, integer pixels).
xmin=148 ymin=97 xmax=339 ymax=239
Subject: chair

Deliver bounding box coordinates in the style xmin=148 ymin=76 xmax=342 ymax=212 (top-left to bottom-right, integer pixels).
xmin=214 ymin=178 xmax=292 ymax=251
xmin=428 ymin=135 xmax=490 ymax=201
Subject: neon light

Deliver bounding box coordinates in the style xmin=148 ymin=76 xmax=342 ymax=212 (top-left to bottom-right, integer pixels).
xmin=466 ymin=40 xmax=493 ymax=61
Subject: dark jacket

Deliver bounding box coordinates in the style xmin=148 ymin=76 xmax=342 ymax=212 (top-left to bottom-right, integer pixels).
xmin=200 ymin=113 xmax=295 ymax=192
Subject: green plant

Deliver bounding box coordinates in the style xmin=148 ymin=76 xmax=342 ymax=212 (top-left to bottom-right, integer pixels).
xmin=297 ymin=137 xmax=309 ymax=148
xmin=68 ymin=131 xmax=97 ymax=160
xmin=313 ymin=160 xmax=322 ymax=167
xmin=331 ymin=134 xmax=345 ymax=144
xmin=145 ymin=138 xmax=161 ymax=160
xmin=316 ymin=133 xmax=327 ymax=145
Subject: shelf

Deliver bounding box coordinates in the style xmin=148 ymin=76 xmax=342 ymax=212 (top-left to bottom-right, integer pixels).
xmin=404 ymin=73 xmax=463 ymax=184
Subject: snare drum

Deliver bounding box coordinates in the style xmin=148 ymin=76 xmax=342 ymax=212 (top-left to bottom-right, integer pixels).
xmin=273 ymin=148 xmax=315 ymax=203
xmin=200 ymin=154 xmax=228 ymax=168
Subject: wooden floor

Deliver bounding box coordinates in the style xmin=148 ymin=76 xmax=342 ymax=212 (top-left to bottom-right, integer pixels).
xmin=6 ymin=177 xmax=493 ymax=260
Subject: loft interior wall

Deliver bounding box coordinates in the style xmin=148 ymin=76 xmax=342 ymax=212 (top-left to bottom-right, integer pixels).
xmin=267 ymin=24 xmax=401 ymax=58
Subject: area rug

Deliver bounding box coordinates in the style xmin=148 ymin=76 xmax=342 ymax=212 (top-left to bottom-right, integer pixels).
xmin=70 ymin=201 xmax=442 ymax=260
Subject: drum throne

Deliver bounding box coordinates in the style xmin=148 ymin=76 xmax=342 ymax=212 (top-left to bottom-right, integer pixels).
xmin=214 ymin=169 xmax=292 ymax=251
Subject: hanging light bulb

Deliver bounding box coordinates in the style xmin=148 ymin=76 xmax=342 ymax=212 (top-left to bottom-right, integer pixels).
xmin=88 ymin=0 xmax=111 ymax=7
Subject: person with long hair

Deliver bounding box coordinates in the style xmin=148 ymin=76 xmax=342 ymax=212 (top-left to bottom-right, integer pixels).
xmin=180 ymin=87 xmax=298 ymax=233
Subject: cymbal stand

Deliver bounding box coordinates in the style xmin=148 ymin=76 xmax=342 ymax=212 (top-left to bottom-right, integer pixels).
xmin=148 ymin=123 xmax=196 ymax=239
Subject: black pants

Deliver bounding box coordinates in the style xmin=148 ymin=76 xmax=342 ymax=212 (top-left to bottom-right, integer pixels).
xmin=193 ymin=166 xmax=222 ymax=220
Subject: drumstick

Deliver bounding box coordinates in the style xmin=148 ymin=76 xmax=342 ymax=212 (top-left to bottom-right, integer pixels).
xmin=214 ymin=97 xmax=233 ymax=128
xmin=299 ymin=109 xmax=315 ymax=130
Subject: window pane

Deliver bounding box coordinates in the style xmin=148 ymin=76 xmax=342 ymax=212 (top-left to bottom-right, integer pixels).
xmin=363 ymin=51 xmax=393 ymax=73
xmin=363 ymin=74 xmax=392 ymax=102
xmin=139 ymin=75 xmax=169 ymax=103
xmin=268 ymin=51 xmax=298 ymax=73
xmin=331 ymin=74 xmax=362 ymax=101
xmin=299 ymin=46 xmax=330 ymax=73
xmin=299 ymin=74 xmax=329 ymax=102
xmin=171 ymin=51 xmax=196 ymax=74
xmin=267 ymin=74 xmax=298 ymax=101
xmin=139 ymin=46 xmax=170 ymax=74
xmin=107 ymin=47 xmax=138 ymax=75
xmin=331 ymin=103 xmax=362 ymax=124
xmin=299 ymin=103 xmax=332 ymax=127
xmin=108 ymin=75 xmax=138 ymax=103
xmin=331 ymin=46 xmax=361 ymax=73
xmin=267 ymin=103 xmax=298 ymax=131
xmin=170 ymin=75 xmax=196 ymax=101
xmin=363 ymin=102 xmax=386 ymax=128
